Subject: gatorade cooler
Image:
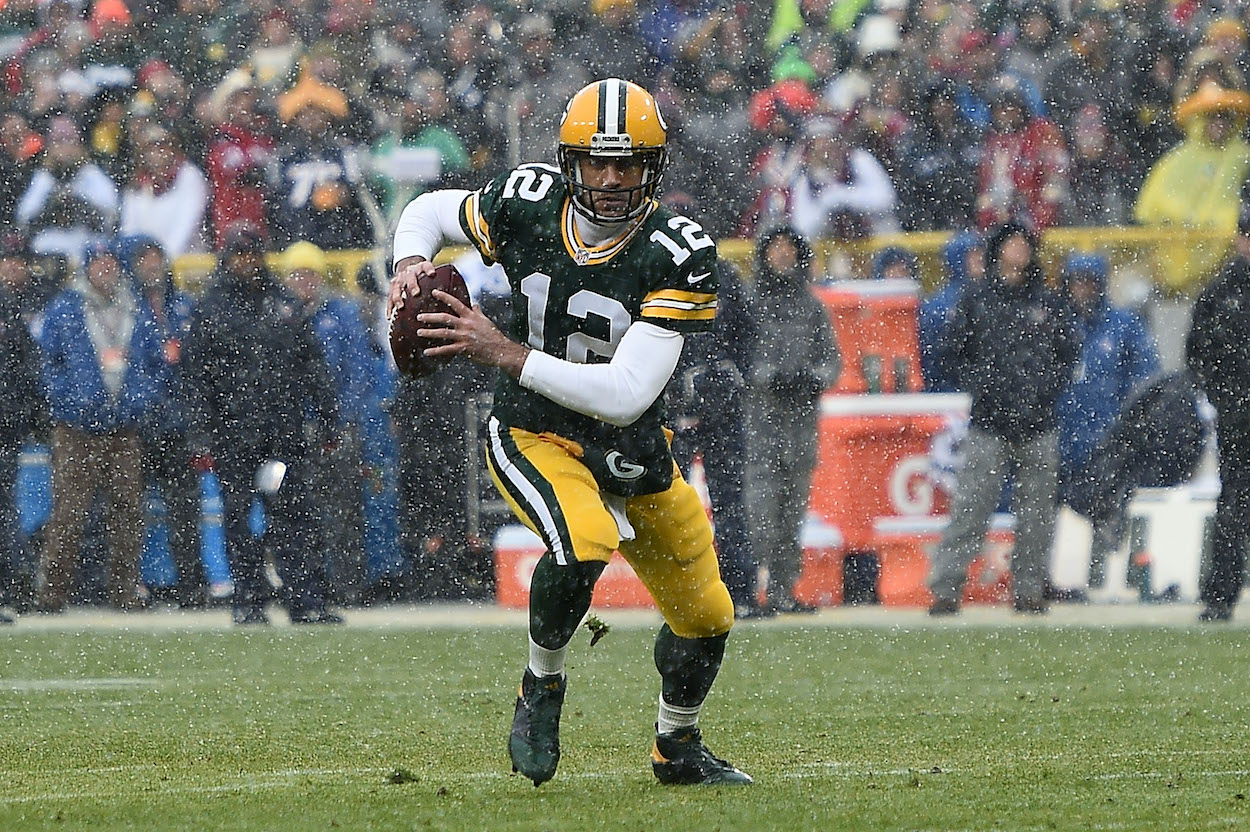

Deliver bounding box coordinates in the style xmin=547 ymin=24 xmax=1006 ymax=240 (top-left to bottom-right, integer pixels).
xmin=810 ymin=394 xmax=969 ymax=552
xmin=817 ymin=279 xmax=923 ymax=395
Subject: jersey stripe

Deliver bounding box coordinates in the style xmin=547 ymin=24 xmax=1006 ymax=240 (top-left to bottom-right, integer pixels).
xmin=560 ymin=198 xmax=655 ymax=266
xmin=641 ymin=289 xmax=716 ymax=305
xmin=462 ymin=191 xmax=496 ymax=259
xmin=640 ymin=305 xmax=717 ymax=322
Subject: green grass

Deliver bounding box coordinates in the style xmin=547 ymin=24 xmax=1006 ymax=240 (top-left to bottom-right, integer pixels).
xmin=2 ymin=618 xmax=1250 ymax=831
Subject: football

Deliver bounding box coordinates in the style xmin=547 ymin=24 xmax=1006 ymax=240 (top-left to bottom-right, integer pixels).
xmin=388 ymin=263 xmax=472 ymax=378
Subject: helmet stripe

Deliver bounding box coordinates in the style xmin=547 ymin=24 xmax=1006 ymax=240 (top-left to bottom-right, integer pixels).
xmin=597 ymin=80 xmax=608 ymax=134
xmin=604 ymin=78 xmax=622 ymax=135
xmin=616 ymin=80 xmax=628 ymax=137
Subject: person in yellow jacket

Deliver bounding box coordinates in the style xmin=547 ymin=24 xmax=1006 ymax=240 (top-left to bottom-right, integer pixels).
xmin=1135 ymin=81 xmax=1250 ymax=291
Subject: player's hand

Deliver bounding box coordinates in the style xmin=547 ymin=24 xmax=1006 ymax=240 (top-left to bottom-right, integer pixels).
xmin=417 ymin=289 xmax=530 ymax=377
xmin=386 ymin=257 xmax=437 ymax=321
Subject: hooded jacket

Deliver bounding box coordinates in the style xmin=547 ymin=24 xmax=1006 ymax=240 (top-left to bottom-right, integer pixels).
xmin=1187 ymin=246 xmax=1250 ymax=416
xmin=920 ymin=231 xmax=981 ymax=393
xmin=0 ymin=285 xmax=47 ymax=444
xmin=1135 ymin=109 xmax=1250 ymax=290
xmin=116 ymin=235 xmax=196 ymax=436
xmin=747 ymin=227 xmax=841 ymax=408
xmin=180 ymin=262 xmax=338 ymax=463
xmin=943 ymin=223 xmax=1079 ymax=440
xmin=38 ymin=248 xmax=167 ymax=435
xmin=1054 ymin=254 xmax=1160 ymax=473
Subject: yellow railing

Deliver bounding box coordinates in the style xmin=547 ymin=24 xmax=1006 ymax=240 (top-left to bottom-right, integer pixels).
xmin=171 ymin=226 xmax=1233 ymax=295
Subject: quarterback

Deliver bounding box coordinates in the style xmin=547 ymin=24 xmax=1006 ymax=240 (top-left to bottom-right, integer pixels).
xmin=387 ymin=78 xmax=751 ymax=787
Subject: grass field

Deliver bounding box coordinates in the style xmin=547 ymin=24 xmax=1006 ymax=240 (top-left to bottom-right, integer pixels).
xmin=2 ymin=606 xmax=1249 ymax=831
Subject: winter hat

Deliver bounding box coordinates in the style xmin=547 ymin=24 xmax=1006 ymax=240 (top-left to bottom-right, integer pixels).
xmin=1175 ymin=79 xmax=1250 ymax=126
xmin=281 ymin=242 xmax=329 ymax=276
xmin=277 ymin=71 xmax=349 ymax=122
xmin=1205 ymin=18 xmax=1247 ymax=45
xmin=82 ymin=240 xmax=118 ymax=269
xmin=91 ymin=0 xmax=131 ymax=29
xmin=1061 ymin=253 xmax=1108 ymax=286
xmin=591 ymin=0 xmax=635 ymax=14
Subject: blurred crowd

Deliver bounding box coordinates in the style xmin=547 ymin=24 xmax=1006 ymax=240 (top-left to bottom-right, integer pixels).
xmin=4 ymin=0 xmax=1250 ymax=257
xmin=1 ymin=0 xmax=1249 ymax=622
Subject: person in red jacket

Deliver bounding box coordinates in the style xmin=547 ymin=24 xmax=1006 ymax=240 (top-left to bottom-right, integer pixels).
xmin=205 ymin=84 xmax=275 ymax=248
xmin=976 ymin=79 xmax=1070 ymax=231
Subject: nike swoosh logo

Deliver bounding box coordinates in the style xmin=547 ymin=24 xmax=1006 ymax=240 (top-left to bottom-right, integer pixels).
xmin=687 ymin=272 xmax=711 ymax=285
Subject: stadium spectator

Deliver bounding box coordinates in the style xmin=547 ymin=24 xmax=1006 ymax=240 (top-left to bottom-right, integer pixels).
xmin=0 ymin=260 xmax=47 ymax=623
xmin=36 ymin=243 xmax=167 ymax=613
xmin=919 ymin=231 xmax=985 ymax=393
xmin=119 ymin=126 xmax=209 ymax=257
xmin=205 ymin=82 xmax=275 ymax=248
xmin=1044 ymin=10 xmax=1131 ymax=154
xmin=576 ymin=0 xmax=657 ymax=85
xmin=119 ymin=236 xmax=204 ymax=608
xmin=788 ymin=116 xmax=898 ymax=242
xmin=281 ymin=241 xmax=373 ymax=606
xmin=1185 ymin=209 xmax=1250 ymax=623
xmin=896 ymin=79 xmax=981 ymax=231
xmin=181 ymin=227 xmax=341 ymax=625
xmin=16 ymin=116 xmax=118 ymax=258
xmin=927 ymin=223 xmax=1078 ymax=616
xmin=869 ymin=246 xmax=919 ymax=282
xmin=976 ymin=78 xmax=1069 ymax=231
xmin=370 ymin=69 xmax=470 ymax=225
xmin=1135 ymin=81 xmax=1250 ymax=292
xmin=1054 ymin=254 xmax=1160 ymax=588
xmin=1003 ymin=1 xmax=1064 ymax=93
xmin=745 ymin=227 xmax=841 ymax=615
xmin=272 ymin=72 xmax=372 ymax=250
xmin=739 ymin=79 xmax=817 ymax=236
xmin=0 ymin=111 xmax=43 ymax=229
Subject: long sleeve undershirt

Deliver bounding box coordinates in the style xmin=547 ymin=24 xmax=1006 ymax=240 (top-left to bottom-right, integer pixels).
xmin=392 ymin=188 xmax=684 ymax=427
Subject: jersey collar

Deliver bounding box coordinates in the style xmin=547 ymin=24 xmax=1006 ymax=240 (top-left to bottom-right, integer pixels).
xmin=561 ymin=198 xmax=657 ymax=266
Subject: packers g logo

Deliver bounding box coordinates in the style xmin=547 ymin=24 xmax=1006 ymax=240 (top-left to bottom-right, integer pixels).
xmin=606 ymin=451 xmax=645 ymax=480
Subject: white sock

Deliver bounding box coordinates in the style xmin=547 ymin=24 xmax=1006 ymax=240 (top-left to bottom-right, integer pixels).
xmin=527 ymin=634 xmax=567 ymax=678
xmin=657 ymin=696 xmax=702 ymax=735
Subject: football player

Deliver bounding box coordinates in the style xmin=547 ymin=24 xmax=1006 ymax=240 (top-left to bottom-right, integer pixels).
xmin=388 ymin=78 xmax=751 ymax=787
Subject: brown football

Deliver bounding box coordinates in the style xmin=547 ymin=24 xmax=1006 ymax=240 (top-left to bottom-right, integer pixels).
xmin=388 ymin=263 xmax=472 ymax=378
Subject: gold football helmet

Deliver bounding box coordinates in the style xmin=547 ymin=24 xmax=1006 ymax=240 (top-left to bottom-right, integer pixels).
xmin=558 ymin=78 xmax=669 ymax=223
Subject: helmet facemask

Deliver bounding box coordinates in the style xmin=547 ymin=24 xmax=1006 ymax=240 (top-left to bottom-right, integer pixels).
xmin=558 ymin=145 xmax=668 ymax=225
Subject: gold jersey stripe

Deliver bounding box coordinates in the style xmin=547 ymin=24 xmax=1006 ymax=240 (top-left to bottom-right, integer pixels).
xmin=463 ymin=192 xmax=496 ymax=257
xmin=641 ymin=288 xmax=716 ymax=305
xmin=560 ymin=198 xmax=656 ymax=266
xmin=641 ymin=305 xmax=717 ymax=321
xmin=641 ymin=298 xmax=718 ymax=312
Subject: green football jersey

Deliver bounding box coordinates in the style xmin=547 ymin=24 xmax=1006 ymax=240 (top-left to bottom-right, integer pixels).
xmin=457 ymin=162 xmax=720 ymax=495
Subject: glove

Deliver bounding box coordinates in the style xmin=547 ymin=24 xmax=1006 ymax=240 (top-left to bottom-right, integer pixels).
xmin=190 ymin=450 xmax=216 ymax=473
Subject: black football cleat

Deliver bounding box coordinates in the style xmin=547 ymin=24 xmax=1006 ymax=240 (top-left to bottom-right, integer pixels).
xmin=651 ymin=727 xmax=753 ymax=786
xmin=509 ymin=669 xmax=566 ymax=786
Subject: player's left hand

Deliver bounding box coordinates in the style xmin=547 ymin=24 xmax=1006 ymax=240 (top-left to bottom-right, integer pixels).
xmin=417 ymin=289 xmax=530 ymax=376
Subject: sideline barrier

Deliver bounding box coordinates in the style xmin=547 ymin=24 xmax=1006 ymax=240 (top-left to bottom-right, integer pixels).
xmin=172 ymin=226 xmax=1232 ymax=295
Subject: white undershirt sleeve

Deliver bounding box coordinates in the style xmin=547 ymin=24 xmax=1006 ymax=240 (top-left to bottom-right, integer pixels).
xmin=519 ymin=321 xmax=684 ymax=428
xmin=392 ymin=188 xmax=472 ymax=266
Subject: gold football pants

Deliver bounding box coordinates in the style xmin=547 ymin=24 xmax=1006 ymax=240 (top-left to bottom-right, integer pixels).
xmin=485 ymin=418 xmax=734 ymax=639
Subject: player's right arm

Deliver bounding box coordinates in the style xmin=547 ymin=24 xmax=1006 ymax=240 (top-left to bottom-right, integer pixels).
xmin=387 ymin=188 xmax=474 ymax=319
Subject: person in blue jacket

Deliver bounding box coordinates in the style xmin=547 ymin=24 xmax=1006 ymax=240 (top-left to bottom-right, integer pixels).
xmin=1055 ymin=253 xmax=1160 ymax=587
xmin=919 ymin=231 xmax=984 ymax=392
xmin=118 ymin=236 xmax=205 ymax=607
xmin=35 ymin=241 xmax=168 ymax=612
xmin=282 ymin=242 xmax=375 ymax=605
